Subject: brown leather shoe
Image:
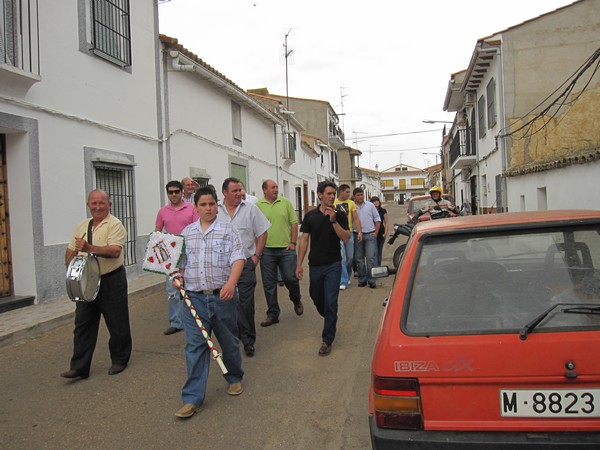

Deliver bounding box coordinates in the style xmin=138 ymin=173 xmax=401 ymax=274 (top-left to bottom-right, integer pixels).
xmin=260 ymin=316 xmax=280 ymax=327
xmin=318 ymin=342 xmax=332 ymax=356
xmin=294 ymin=301 xmax=304 ymax=316
xmin=60 ymin=370 xmax=89 ymax=379
xmin=175 ymin=403 xmax=201 ymax=418
xmin=227 ymin=382 xmax=244 ymax=396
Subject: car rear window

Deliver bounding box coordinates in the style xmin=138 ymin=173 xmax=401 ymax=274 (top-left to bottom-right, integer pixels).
xmin=405 ymin=225 xmax=600 ymax=335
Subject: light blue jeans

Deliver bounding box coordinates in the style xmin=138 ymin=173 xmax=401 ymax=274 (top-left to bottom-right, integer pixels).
xmin=340 ymin=233 xmax=355 ymax=287
xmin=181 ymin=290 xmax=244 ymax=406
xmin=165 ymin=276 xmax=183 ymax=329
xmin=356 ymin=232 xmax=377 ymax=285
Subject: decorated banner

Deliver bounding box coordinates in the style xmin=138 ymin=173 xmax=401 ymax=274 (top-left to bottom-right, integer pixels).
xmin=143 ymin=231 xmax=228 ymax=374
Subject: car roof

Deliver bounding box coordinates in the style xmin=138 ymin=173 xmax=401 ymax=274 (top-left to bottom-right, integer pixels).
xmin=414 ymin=210 xmax=600 ymax=234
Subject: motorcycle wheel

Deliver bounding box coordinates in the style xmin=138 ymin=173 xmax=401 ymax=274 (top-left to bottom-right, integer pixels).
xmin=393 ymin=244 xmax=406 ymax=269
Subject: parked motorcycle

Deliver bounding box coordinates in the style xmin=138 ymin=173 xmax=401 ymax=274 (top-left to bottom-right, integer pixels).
xmin=388 ymin=206 xmax=459 ymax=268
xmin=388 ymin=222 xmax=414 ymax=269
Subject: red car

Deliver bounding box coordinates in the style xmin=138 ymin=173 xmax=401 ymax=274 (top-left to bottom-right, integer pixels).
xmin=370 ymin=210 xmax=600 ymax=448
xmin=407 ymin=194 xmax=457 ymax=223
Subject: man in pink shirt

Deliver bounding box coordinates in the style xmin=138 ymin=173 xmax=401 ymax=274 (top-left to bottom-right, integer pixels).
xmin=155 ymin=180 xmax=199 ymax=335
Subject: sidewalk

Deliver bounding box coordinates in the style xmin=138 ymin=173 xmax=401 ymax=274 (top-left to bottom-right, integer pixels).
xmin=0 ymin=272 xmax=164 ymax=349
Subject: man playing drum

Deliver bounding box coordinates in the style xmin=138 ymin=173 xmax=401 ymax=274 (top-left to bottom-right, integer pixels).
xmin=61 ymin=189 xmax=132 ymax=379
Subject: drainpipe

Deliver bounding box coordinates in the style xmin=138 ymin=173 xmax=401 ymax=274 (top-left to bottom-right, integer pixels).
xmin=169 ymin=50 xmax=195 ymax=72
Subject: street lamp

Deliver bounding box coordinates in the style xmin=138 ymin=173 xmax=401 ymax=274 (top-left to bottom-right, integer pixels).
xmin=422 ymin=152 xmax=440 ymax=166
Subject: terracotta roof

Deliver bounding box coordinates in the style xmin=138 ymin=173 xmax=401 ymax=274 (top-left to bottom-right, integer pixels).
xmin=159 ymin=34 xmax=245 ymax=95
xmin=504 ymin=148 xmax=600 ymax=177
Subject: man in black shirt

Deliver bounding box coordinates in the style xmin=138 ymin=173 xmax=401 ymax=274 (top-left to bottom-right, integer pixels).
xmin=296 ymin=181 xmax=350 ymax=356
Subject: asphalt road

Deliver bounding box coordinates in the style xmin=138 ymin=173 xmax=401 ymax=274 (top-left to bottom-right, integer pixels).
xmin=0 ymin=204 xmax=407 ymax=450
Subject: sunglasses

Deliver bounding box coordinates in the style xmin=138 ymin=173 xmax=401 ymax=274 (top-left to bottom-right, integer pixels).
xmin=167 ymin=190 xmax=181 ymax=194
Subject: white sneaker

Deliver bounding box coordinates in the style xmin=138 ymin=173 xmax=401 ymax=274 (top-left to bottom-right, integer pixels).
xmin=339 ymin=285 xmax=347 ymax=290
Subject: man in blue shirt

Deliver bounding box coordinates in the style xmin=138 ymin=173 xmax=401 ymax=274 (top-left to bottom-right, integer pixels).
xmin=353 ymin=187 xmax=381 ymax=289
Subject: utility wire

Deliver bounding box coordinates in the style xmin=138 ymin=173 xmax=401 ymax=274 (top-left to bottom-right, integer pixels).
xmin=499 ymin=47 xmax=600 ymax=140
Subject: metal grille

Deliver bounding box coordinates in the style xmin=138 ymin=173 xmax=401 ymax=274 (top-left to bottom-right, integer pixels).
xmin=95 ymin=165 xmax=137 ymax=266
xmin=1 ymin=0 xmax=40 ymax=74
xmin=91 ymin=0 xmax=131 ymax=67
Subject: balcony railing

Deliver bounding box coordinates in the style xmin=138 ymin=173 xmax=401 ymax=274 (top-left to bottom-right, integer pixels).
xmin=351 ymin=167 xmax=362 ymax=180
xmin=449 ymin=126 xmax=476 ymax=170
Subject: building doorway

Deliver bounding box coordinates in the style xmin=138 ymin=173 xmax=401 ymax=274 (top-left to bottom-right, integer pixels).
xmin=0 ymin=135 xmax=13 ymax=296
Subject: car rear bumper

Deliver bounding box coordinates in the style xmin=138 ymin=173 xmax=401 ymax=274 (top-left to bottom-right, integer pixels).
xmin=369 ymin=416 xmax=600 ymax=449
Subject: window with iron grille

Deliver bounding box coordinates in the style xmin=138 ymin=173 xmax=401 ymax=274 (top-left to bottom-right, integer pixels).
xmin=284 ymin=132 xmax=296 ymax=161
xmin=91 ymin=0 xmax=131 ymax=67
xmin=232 ymin=101 xmax=242 ymax=145
xmin=95 ymin=164 xmax=137 ymax=266
xmin=477 ymin=95 xmax=486 ymax=139
xmin=1 ymin=0 xmax=40 ymax=74
xmin=487 ymin=78 xmax=497 ymax=129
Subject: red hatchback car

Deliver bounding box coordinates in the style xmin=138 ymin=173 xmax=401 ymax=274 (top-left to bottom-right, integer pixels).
xmin=370 ymin=210 xmax=600 ymax=449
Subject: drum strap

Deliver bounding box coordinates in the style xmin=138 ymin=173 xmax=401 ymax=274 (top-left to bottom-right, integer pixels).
xmin=87 ymin=219 xmax=94 ymax=245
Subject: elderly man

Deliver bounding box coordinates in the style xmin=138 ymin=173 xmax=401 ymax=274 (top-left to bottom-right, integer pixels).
xmin=181 ymin=177 xmax=200 ymax=204
xmin=256 ymin=179 xmax=303 ymax=327
xmin=155 ymin=180 xmax=199 ymax=335
xmin=218 ymin=177 xmax=270 ymax=356
xmin=61 ymin=189 xmax=131 ymax=379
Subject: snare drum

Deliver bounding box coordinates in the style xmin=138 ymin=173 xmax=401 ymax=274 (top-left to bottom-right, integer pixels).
xmin=66 ymin=254 xmax=101 ymax=302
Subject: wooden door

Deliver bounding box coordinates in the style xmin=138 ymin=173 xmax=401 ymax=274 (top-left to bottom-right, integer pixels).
xmin=0 ymin=135 xmax=13 ymax=296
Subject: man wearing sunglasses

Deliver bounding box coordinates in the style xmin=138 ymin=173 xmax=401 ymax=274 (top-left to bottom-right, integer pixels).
xmin=155 ymin=180 xmax=199 ymax=335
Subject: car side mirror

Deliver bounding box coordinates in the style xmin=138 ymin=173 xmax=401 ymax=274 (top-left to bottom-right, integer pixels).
xmin=371 ymin=266 xmax=396 ymax=278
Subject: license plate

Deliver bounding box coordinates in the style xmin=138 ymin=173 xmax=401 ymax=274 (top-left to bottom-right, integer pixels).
xmin=500 ymin=389 xmax=600 ymax=417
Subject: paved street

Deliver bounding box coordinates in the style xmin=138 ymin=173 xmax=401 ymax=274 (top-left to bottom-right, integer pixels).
xmin=0 ymin=204 xmax=406 ymax=450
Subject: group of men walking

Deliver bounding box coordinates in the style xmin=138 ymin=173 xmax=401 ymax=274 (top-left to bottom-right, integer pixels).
xmin=60 ymin=177 xmax=383 ymax=420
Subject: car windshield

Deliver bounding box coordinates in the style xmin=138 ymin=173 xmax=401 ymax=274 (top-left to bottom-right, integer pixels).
xmin=405 ymin=225 xmax=600 ymax=335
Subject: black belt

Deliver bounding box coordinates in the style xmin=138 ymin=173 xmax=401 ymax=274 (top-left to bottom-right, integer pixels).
xmin=101 ymin=266 xmax=124 ymax=279
xmin=190 ymin=288 xmax=222 ymax=295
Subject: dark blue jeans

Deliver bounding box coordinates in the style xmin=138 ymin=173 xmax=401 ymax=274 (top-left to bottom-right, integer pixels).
xmin=260 ymin=248 xmax=301 ymax=319
xmin=309 ymin=261 xmax=342 ymax=345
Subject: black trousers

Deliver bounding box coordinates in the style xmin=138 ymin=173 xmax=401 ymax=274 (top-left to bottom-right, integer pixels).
xmin=69 ymin=267 xmax=132 ymax=374
xmin=237 ymin=259 xmax=257 ymax=347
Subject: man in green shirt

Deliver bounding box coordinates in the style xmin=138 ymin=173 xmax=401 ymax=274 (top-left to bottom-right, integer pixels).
xmin=256 ymin=180 xmax=303 ymax=326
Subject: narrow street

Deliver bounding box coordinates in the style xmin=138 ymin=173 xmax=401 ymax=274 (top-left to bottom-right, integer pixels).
xmin=0 ymin=205 xmax=407 ymax=450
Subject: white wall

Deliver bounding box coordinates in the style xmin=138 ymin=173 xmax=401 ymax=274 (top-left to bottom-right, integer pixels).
xmin=0 ymin=0 xmax=161 ymax=301
xmin=507 ymin=161 xmax=600 ymax=211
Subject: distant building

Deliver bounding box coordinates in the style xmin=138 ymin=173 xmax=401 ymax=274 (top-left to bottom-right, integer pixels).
xmin=443 ymin=0 xmax=600 ymax=213
xmin=380 ymin=164 xmax=429 ymax=204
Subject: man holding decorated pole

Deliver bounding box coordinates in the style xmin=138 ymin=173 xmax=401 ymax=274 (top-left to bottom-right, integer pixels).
xmin=172 ymin=187 xmax=245 ymax=419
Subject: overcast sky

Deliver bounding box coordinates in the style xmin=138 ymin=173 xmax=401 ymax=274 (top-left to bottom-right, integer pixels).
xmin=158 ymin=0 xmax=576 ymax=171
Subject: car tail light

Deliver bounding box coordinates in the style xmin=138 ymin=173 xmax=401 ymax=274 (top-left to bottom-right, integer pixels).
xmin=372 ymin=376 xmax=423 ymax=430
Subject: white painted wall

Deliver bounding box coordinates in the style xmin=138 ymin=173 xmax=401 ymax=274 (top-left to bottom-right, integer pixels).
xmin=507 ymin=161 xmax=600 ymax=211
xmin=1 ymin=0 xmax=161 ymax=301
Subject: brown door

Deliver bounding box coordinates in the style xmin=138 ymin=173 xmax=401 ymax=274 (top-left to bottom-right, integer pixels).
xmin=0 ymin=135 xmax=13 ymax=296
